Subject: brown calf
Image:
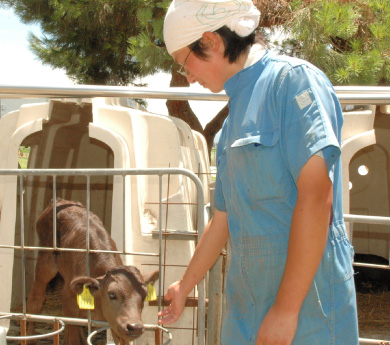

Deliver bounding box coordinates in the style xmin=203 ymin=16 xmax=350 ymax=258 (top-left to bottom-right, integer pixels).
xmin=27 ymin=198 xmax=158 ymax=345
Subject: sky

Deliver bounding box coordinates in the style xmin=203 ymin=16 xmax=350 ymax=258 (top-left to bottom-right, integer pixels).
xmin=0 ymin=7 xmax=227 ymax=127
xmin=0 ymin=8 xmax=74 ymax=86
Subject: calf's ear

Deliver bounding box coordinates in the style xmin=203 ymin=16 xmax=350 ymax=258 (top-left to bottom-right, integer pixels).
xmin=143 ymin=270 xmax=159 ymax=286
xmin=70 ymin=276 xmax=101 ymax=296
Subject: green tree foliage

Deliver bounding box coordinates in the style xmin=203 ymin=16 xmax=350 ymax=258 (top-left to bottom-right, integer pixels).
xmin=127 ymin=0 xmax=172 ymax=76
xmin=278 ymin=0 xmax=390 ymax=85
xmin=1 ymin=0 xmax=144 ymax=85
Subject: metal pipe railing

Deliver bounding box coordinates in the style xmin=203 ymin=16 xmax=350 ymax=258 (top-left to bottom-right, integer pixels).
xmin=1 ymin=314 xmax=66 ymax=341
xmin=1 ymin=312 xmax=172 ymax=343
xmin=0 ymin=85 xmax=228 ymax=101
xmin=345 ymin=214 xmax=390 ymax=226
xmin=345 ymin=214 xmax=390 ymax=270
xmin=359 ymin=338 xmax=390 ymax=345
xmin=87 ymin=325 xmax=172 ymax=345
xmin=0 ymin=311 xmax=107 ymax=328
xmin=1 ymin=85 xmax=390 ymax=104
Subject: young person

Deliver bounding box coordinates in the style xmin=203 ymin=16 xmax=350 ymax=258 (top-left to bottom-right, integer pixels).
xmin=159 ymin=1 xmax=359 ymax=344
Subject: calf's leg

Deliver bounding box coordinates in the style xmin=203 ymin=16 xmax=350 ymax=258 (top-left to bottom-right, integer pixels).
xmin=62 ymin=287 xmax=87 ymax=345
xmin=26 ymin=251 xmax=59 ymax=340
xmin=64 ymin=324 xmax=88 ymax=345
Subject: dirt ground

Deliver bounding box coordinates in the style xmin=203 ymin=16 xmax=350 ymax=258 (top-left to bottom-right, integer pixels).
xmin=357 ymin=291 xmax=390 ymax=341
xmin=354 ymin=254 xmax=390 ymax=341
xmin=7 ymin=272 xmax=390 ymax=344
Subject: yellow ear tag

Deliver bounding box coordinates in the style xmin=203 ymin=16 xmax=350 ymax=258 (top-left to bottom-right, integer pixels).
xmin=77 ymin=284 xmax=95 ymax=310
xmin=145 ymin=283 xmax=157 ymax=301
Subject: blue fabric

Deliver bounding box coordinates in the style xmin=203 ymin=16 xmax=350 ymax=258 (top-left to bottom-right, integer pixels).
xmin=214 ymin=52 xmax=359 ymax=345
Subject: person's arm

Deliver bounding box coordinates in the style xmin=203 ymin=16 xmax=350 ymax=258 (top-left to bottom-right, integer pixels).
xmin=158 ymin=209 xmax=229 ymax=325
xmin=256 ymin=155 xmax=333 ymax=345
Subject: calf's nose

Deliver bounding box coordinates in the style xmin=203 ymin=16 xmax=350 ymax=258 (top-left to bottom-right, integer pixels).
xmin=126 ymin=322 xmax=144 ymax=336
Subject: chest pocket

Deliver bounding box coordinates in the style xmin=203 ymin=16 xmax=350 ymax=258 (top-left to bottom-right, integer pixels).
xmin=228 ymin=130 xmax=290 ymax=203
xmin=231 ymin=131 xmax=278 ymax=148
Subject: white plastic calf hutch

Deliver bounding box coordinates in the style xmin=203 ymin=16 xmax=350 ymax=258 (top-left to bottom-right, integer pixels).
xmin=0 ymin=94 xmax=213 ymax=345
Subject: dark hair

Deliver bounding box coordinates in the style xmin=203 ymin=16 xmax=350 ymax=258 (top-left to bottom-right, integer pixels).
xmin=190 ymin=26 xmax=257 ymax=63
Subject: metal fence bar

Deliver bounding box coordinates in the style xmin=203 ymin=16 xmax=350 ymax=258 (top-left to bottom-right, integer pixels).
xmin=359 ymin=338 xmax=390 ymax=345
xmin=0 ymin=245 xmax=160 ymax=256
xmin=87 ymin=325 xmax=172 ymax=345
xmin=0 ymin=311 xmax=107 ymax=327
xmin=344 ymin=213 xmax=390 ymax=270
xmin=19 ymin=176 xmax=27 ymax=316
xmin=83 ymin=174 xmax=92 ymax=336
xmin=2 ymin=311 xmax=172 ymax=343
xmin=122 ymin=175 xmax=126 ymax=255
xmin=1 ymin=85 xmax=390 ymax=104
xmin=353 ymin=262 xmax=390 ymax=270
xmin=86 ymin=175 xmax=91 ymax=278
xmin=53 ymin=183 xmax=58 ymax=250
xmin=4 ymin=318 xmax=66 ymax=341
xmin=0 ymin=85 xmax=227 ymax=101
xmin=345 ymin=214 xmax=390 ymax=226
xmin=158 ymin=175 xmax=163 ymax=314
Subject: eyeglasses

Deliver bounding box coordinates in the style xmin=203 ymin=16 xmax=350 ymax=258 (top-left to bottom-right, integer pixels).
xmin=177 ymin=41 xmax=198 ymax=78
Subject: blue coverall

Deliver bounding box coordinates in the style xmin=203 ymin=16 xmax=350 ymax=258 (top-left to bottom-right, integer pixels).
xmin=214 ymin=52 xmax=359 ymax=345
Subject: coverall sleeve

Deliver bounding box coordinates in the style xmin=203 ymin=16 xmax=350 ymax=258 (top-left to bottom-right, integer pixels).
xmin=277 ymin=64 xmax=342 ymax=183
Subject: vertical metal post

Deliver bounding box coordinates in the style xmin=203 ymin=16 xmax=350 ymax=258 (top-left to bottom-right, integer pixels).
xmin=19 ymin=175 xmax=28 ymax=345
xmin=122 ymin=174 xmax=126 ymax=253
xmin=86 ymin=174 xmax=91 ymax=277
xmin=155 ymin=327 xmax=163 ymax=345
xmin=19 ymin=176 xmax=26 ymax=315
xmin=53 ymin=320 xmax=60 ymax=345
xmin=20 ymin=318 xmax=27 ymax=345
xmin=195 ymin=174 xmax=205 ymax=345
xmin=53 ymin=176 xmax=57 ymax=249
xmin=86 ymin=175 xmax=92 ymax=335
xmin=158 ymin=174 xmax=163 ymax=314
xmin=206 ymin=185 xmax=223 ymax=345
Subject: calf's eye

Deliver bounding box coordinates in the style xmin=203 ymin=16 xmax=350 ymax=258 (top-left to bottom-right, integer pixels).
xmin=108 ymin=292 xmax=116 ymax=300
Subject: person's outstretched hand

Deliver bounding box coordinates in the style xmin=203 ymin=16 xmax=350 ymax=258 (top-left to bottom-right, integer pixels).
xmin=158 ymin=280 xmax=188 ymax=325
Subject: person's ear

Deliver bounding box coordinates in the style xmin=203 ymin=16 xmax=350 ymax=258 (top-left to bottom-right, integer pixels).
xmin=201 ymin=31 xmax=220 ymax=51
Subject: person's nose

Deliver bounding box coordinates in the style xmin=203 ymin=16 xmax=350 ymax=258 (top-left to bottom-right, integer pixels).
xmin=187 ymin=73 xmax=196 ymax=84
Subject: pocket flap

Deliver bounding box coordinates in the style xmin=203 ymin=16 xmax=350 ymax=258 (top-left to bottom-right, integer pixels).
xmin=231 ymin=131 xmax=279 ymax=148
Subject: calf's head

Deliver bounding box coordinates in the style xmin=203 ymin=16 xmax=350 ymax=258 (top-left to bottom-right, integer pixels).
xmin=71 ymin=266 xmax=159 ymax=342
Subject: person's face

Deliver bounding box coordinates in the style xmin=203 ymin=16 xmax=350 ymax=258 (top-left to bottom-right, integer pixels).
xmin=171 ymin=32 xmax=231 ymax=93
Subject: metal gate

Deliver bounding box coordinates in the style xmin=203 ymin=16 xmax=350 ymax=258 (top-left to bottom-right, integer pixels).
xmin=0 ymin=167 xmax=206 ymax=345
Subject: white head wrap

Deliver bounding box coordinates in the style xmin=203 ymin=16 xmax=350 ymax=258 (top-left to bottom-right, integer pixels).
xmin=164 ymin=0 xmax=260 ymax=55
